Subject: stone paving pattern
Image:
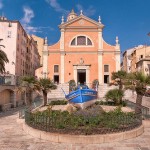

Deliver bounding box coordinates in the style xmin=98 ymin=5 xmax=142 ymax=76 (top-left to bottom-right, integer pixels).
xmin=0 ymin=110 xmax=150 ymax=150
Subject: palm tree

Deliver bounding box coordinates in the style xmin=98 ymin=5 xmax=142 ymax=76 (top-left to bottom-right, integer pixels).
xmin=126 ymin=72 xmax=150 ymax=113
xmin=111 ymin=70 xmax=127 ymax=90
xmin=37 ymin=78 xmax=57 ymax=106
xmin=111 ymin=70 xmax=127 ymax=103
xmin=20 ymin=76 xmax=39 ymax=106
xmin=0 ymin=48 xmax=9 ymax=73
xmin=105 ymin=89 xmax=124 ymax=105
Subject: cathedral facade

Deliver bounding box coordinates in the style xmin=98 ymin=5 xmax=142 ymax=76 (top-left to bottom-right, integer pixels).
xmin=39 ymin=10 xmax=120 ymax=85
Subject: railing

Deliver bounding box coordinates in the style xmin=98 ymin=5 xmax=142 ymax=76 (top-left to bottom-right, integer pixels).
xmin=25 ymin=110 xmax=142 ymax=135
xmin=126 ymin=100 xmax=150 ymax=119
xmin=19 ymin=96 xmax=43 ymax=118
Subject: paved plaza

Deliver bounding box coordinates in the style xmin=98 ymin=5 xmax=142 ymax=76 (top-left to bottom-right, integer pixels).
xmin=0 ymin=109 xmax=150 ymax=150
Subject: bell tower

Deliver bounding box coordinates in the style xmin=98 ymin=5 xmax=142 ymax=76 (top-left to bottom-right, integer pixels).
xmin=67 ymin=9 xmax=77 ymax=21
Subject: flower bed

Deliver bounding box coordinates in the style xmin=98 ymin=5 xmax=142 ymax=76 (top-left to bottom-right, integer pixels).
xmin=25 ymin=106 xmax=142 ymax=135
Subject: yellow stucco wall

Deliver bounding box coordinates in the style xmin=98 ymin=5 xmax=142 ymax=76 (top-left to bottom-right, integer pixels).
xmin=0 ymin=90 xmax=11 ymax=105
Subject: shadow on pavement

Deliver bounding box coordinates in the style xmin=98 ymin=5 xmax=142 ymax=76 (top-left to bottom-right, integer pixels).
xmin=0 ymin=106 xmax=24 ymax=118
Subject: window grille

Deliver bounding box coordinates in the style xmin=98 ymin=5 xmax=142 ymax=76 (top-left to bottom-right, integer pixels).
xmin=54 ymin=65 xmax=59 ymax=73
xmin=77 ymin=36 xmax=86 ymax=45
xmin=71 ymin=38 xmax=75 ymax=45
xmin=87 ymin=38 xmax=92 ymax=45
xmin=104 ymin=65 xmax=109 ymax=72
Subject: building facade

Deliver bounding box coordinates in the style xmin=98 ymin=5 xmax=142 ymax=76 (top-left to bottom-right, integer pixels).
xmin=131 ymin=45 xmax=150 ymax=75
xmin=0 ymin=16 xmax=40 ymax=82
xmin=0 ymin=16 xmax=40 ymax=109
xmin=37 ymin=10 xmax=121 ymax=85
xmin=122 ymin=48 xmax=134 ymax=73
xmin=122 ymin=45 xmax=150 ymax=75
xmin=32 ymin=35 xmax=44 ymax=66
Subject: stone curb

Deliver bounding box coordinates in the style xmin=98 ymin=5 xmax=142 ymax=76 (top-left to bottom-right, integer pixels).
xmin=18 ymin=119 xmax=144 ymax=144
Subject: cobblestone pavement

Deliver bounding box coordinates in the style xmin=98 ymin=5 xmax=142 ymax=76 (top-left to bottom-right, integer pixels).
xmin=0 ymin=110 xmax=150 ymax=150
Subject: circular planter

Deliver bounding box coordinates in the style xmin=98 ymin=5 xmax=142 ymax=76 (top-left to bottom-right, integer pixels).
xmin=21 ymin=121 xmax=144 ymax=144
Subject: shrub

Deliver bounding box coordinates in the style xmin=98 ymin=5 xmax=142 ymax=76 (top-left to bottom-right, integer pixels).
xmin=27 ymin=106 xmax=137 ymax=135
xmin=105 ymin=89 xmax=124 ymax=105
xmin=69 ymin=79 xmax=76 ymax=92
xmin=95 ymin=100 xmax=126 ymax=106
xmin=95 ymin=101 xmax=115 ymax=106
xmin=49 ymin=100 xmax=67 ymax=105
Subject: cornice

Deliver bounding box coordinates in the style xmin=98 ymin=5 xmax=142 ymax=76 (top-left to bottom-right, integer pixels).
xmin=59 ymin=15 xmax=104 ymax=29
xmin=48 ymin=50 xmax=121 ymax=54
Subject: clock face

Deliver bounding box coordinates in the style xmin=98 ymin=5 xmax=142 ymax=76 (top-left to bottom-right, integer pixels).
xmin=78 ymin=20 xmax=84 ymax=25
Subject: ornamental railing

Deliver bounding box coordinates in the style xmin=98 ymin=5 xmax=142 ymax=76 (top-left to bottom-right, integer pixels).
xmin=25 ymin=110 xmax=142 ymax=135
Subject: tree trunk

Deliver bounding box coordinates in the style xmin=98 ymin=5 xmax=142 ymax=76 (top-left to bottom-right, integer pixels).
xmin=26 ymin=91 xmax=32 ymax=106
xmin=119 ymin=80 xmax=123 ymax=104
xmin=43 ymin=91 xmax=47 ymax=106
xmin=135 ymin=94 xmax=143 ymax=113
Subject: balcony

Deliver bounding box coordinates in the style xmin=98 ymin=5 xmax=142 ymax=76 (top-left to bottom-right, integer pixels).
xmin=0 ymin=74 xmax=19 ymax=85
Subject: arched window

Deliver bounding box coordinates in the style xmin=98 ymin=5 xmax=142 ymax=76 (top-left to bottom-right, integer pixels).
xmin=71 ymin=38 xmax=75 ymax=45
xmin=77 ymin=36 xmax=86 ymax=45
xmin=71 ymin=36 xmax=92 ymax=46
xmin=87 ymin=38 xmax=92 ymax=45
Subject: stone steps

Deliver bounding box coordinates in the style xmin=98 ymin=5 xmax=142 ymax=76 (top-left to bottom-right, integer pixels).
xmin=47 ymin=84 xmax=118 ymax=99
xmin=47 ymin=84 xmax=69 ymax=99
xmin=98 ymin=85 xmax=118 ymax=98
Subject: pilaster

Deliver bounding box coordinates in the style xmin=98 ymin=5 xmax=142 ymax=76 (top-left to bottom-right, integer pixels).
xmin=98 ymin=51 xmax=103 ymax=84
xmin=60 ymin=29 xmax=65 ymax=83
xmin=98 ymin=29 xmax=103 ymax=84
xmin=98 ymin=29 xmax=103 ymax=49
xmin=115 ymin=37 xmax=121 ymax=71
xmin=43 ymin=38 xmax=49 ymax=78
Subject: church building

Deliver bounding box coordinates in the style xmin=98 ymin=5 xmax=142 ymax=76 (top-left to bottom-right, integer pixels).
xmin=37 ymin=10 xmax=121 ymax=85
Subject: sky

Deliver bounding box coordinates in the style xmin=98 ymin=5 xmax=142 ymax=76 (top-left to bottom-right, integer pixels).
xmin=0 ymin=0 xmax=150 ymax=52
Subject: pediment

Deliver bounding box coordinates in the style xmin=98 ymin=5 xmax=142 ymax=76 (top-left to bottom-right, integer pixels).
xmin=59 ymin=15 xmax=104 ymax=29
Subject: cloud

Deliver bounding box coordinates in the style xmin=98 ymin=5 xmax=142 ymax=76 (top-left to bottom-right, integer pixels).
xmin=21 ymin=6 xmax=34 ymax=24
xmin=25 ymin=26 xmax=54 ymax=33
xmin=21 ymin=6 xmax=35 ymax=33
xmin=21 ymin=6 xmax=53 ymax=34
xmin=0 ymin=0 xmax=3 ymax=9
xmin=45 ymin=0 xmax=68 ymax=14
xmin=76 ymin=4 xmax=96 ymax=17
